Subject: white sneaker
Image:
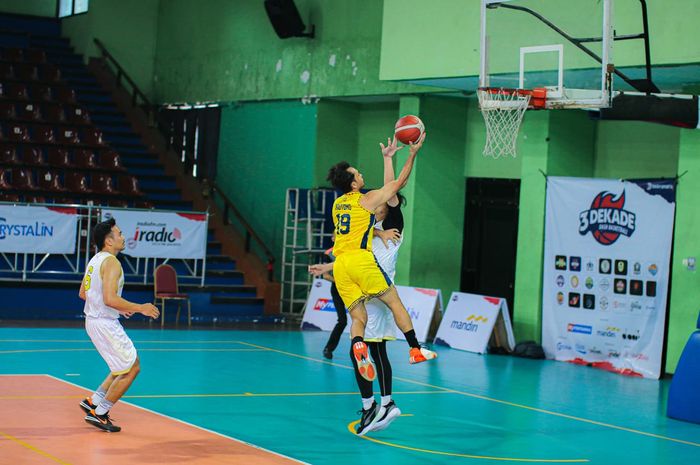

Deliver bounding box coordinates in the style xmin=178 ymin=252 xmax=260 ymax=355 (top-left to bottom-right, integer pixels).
xmin=369 ymin=401 xmax=401 ymax=432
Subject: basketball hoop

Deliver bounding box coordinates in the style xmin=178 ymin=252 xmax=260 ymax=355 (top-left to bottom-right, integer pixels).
xmin=478 ymin=87 xmax=546 ymax=159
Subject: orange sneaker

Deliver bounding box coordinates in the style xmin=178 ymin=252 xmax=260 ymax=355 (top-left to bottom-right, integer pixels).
xmin=409 ymin=347 xmax=437 ymax=364
xmin=353 ymin=341 xmax=376 ymax=381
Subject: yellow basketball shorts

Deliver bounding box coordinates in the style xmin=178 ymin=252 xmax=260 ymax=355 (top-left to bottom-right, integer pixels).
xmin=333 ymin=250 xmax=393 ymax=311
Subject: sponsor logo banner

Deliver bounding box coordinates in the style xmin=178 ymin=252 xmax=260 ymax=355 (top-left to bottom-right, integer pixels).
xmin=102 ymin=210 xmax=207 ymax=259
xmin=0 ymin=205 xmax=77 ymax=253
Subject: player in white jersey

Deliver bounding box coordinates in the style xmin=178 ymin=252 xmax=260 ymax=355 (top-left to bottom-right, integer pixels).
xmin=78 ymin=217 xmax=160 ymax=432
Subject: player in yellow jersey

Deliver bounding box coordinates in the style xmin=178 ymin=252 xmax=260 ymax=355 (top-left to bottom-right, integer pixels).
xmin=326 ymin=132 xmax=436 ymax=385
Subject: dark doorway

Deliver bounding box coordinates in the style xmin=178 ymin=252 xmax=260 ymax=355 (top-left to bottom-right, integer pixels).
xmin=461 ymin=178 xmax=520 ymax=315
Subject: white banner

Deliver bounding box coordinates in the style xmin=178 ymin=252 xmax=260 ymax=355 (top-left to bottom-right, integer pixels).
xmin=0 ymin=205 xmax=77 ymax=253
xmin=301 ymin=279 xmax=441 ymax=343
xmin=434 ymin=292 xmax=515 ymax=353
xmin=102 ymin=210 xmax=207 ymax=259
xmin=542 ymin=177 xmax=675 ymax=379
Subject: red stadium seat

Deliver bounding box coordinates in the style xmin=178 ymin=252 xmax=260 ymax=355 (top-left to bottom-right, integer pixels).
xmin=32 ymin=125 xmax=55 ymax=144
xmin=21 ymin=146 xmax=45 ymax=166
xmin=39 ymin=64 xmax=61 ymax=82
xmin=65 ymin=172 xmax=91 ymax=193
xmin=0 ymin=192 xmax=20 ymax=202
xmin=0 ymin=101 xmax=16 ymax=119
xmin=43 ymin=104 xmax=65 ymax=123
xmin=7 ymin=83 xmax=28 ymax=100
xmin=154 ymin=264 xmax=191 ymax=327
xmin=82 ymin=128 xmax=104 ymax=146
xmin=15 ymin=63 xmax=38 ymax=81
xmin=56 ymin=127 xmax=80 ymax=145
xmin=0 ymin=144 xmax=19 ymax=164
xmin=0 ymin=168 xmax=11 ymax=190
xmin=119 ymin=175 xmax=142 ymax=196
xmin=74 ymin=149 xmax=97 ymax=168
xmin=0 ymin=62 xmax=14 ymax=79
xmin=92 ymin=173 xmax=117 ymax=195
xmin=25 ymin=49 xmax=47 ymax=64
xmin=7 ymin=123 xmax=30 ymax=142
xmin=31 ymin=84 xmax=53 ymax=102
xmin=47 ymin=148 xmax=72 ymax=167
xmin=18 ymin=102 xmax=41 ymax=121
xmin=55 ymin=87 xmax=76 ymax=104
xmin=100 ymin=150 xmax=125 ymax=171
xmin=2 ymin=47 xmax=23 ymax=62
xmin=38 ymin=169 xmax=66 ymax=192
xmin=11 ymin=167 xmax=37 ymax=190
xmin=25 ymin=195 xmax=46 ymax=203
xmin=67 ymin=105 xmax=90 ymax=124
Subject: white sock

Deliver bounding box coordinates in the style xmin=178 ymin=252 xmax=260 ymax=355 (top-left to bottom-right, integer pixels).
xmin=91 ymin=387 xmax=107 ymax=406
xmin=381 ymin=395 xmax=392 ymax=406
xmin=95 ymin=398 xmax=114 ymax=416
xmin=361 ymin=397 xmax=374 ymax=411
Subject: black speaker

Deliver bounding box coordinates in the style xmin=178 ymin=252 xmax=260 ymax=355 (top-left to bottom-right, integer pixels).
xmin=264 ymin=0 xmax=314 ymax=39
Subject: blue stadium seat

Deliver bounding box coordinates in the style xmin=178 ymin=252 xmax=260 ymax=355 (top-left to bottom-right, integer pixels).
xmin=667 ymin=311 xmax=700 ymax=424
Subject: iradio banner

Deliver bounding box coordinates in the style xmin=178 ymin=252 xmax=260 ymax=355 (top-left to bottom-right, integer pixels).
xmin=542 ymin=177 xmax=675 ymax=379
xmin=301 ymin=279 xmax=440 ymax=343
xmin=0 ymin=205 xmax=77 ymax=253
xmin=434 ymin=292 xmax=515 ymax=354
xmin=102 ymin=210 xmax=207 ymax=259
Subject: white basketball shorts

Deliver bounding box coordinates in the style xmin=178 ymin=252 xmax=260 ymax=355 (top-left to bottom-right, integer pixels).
xmin=85 ymin=317 xmax=137 ymax=375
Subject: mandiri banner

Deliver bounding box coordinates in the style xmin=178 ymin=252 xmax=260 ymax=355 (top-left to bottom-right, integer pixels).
xmin=434 ymin=292 xmax=515 ymax=354
xmin=542 ymin=177 xmax=675 ymax=379
xmin=102 ymin=210 xmax=207 ymax=259
xmin=301 ymin=278 xmax=441 ymax=343
xmin=0 ymin=205 xmax=77 ymax=254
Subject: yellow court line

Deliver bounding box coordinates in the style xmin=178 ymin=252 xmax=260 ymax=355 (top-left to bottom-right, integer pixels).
xmin=0 ymin=348 xmax=267 ymax=354
xmin=0 ymin=390 xmax=448 ymax=401
xmin=346 ymin=420 xmax=588 ymax=463
xmin=235 ymin=340 xmax=700 ymax=449
xmin=0 ymin=430 xmax=73 ymax=465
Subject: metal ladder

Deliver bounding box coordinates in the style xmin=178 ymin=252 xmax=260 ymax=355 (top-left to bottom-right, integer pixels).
xmin=280 ymin=188 xmax=337 ymax=316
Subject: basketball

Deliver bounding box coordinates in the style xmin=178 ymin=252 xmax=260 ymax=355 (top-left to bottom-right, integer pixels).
xmin=394 ymin=115 xmax=424 ymax=145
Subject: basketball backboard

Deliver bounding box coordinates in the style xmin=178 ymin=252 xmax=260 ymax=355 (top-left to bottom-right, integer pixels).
xmin=480 ymin=0 xmax=615 ymax=109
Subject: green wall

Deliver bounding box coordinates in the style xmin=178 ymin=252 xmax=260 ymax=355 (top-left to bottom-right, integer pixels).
xmin=152 ymin=0 xmax=432 ymax=104
xmin=0 ymin=0 xmax=56 ymax=17
xmin=217 ymin=100 xmax=317 ymax=270
xmin=315 ymin=101 xmax=358 ymax=187
xmin=61 ymin=0 xmax=159 ymax=99
xmin=355 ymin=102 xmax=399 ymax=189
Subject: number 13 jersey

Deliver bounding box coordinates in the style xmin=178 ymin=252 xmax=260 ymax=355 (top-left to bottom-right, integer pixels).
xmin=332 ymin=192 xmax=376 ymax=257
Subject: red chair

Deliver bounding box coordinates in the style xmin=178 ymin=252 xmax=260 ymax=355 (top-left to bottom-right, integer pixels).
xmin=19 ymin=103 xmax=41 ymax=121
xmin=0 ymin=145 xmax=19 ymax=164
xmin=31 ymin=84 xmax=52 ymax=102
xmin=6 ymin=83 xmax=28 ymax=100
xmin=7 ymin=123 xmax=29 ymax=142
xmin=92 ymin=173 xmax=117 ymax=195
xmin=154 ymin=264 xmax=191 ymax=327
xmin=65 ymin=172 xmax=91 ymax=193
xmin=101 ymin=150 xmax=125 ymax=171
xmin=56 ymin=128 xmax=80 ymax=145
xmin=82 ymin=128 xmax=104 ymax=146
xmin=25 ymin=195 xmax=46 ymax=203
xmin=38 ymin=169 xmax=66 ymax=192
xmin=25 ymin=49 xmax=47 ymax=64
xmin=47 ymin=148 xmax=72 ymax=167
xmin=39 ymin=64 xmax=61 ymax=82
xmin=43 ymin=104 xmax=65 ymax=122
xmin=67 ymin=106 xmax=90 ymax=124
xmin=119 ymin=175 xmax=142 ymax=196
xmin=0 ymin=63 xmax=13 ymax=79
xmin=0 ymin=102 xmax=16 ymax=119
xmin=55 ymin=87 xmax=76 ymax=103
xmin=134 ymin=200 xmax=154 ymax=209
xmin=32 ymin=125 xmax=55 ymax=144
xmin=108 ymin=199 xmax=129 ymax=208
xmin=21 ymin=146 xmax=45 ymax=166
xmin=0 ymin=192 xmax=20 ymax=202
xmin=2 ymin=47 xmax=23 ymax=62
xmin=74 ymin=149 xmax=97 ymax=168
xmin=0 ymin=168 xmax=11 ymax=190
xmin=11 ymin=167 xmax=37 ymax=190
xmin=15 ymin=63 xmax=38 ymax=81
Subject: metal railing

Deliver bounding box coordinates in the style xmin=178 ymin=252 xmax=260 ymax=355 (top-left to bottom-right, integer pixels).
xmin=0 ymin=201 xmax=208 ymax=286
xmin=210 ymin=183 xmax=275 ymax=281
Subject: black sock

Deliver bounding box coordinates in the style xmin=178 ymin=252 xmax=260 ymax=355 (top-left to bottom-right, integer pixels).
xmin=403 ymin=330 xmax=420 ymax=349
xmin=351 ymin=336 xmax=364 ymax=345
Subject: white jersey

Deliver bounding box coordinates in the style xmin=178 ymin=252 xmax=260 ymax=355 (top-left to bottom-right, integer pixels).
xmin=371 ymin=221 xmax=402 ymax=282
xmin=83 ymin=251 xmax=124 ymax=319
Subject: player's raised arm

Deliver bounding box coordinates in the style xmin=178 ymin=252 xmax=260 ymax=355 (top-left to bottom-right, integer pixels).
xmin=381 ymin=137 xmax=402 ymax=207
xmin=361 ymin=132 xmax=425 ymax=213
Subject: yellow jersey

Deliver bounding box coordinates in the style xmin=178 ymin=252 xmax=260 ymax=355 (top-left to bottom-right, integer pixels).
xmin=332 ymin=192 xmax=375 ymax=256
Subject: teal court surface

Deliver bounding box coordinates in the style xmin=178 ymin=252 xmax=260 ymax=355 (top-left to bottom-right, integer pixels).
xmin=0 ymin=327 xmax=698 ymax=465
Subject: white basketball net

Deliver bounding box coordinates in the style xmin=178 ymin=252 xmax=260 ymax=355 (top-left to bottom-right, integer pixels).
xmin=478 ymin=89 xmax=531 ymax=159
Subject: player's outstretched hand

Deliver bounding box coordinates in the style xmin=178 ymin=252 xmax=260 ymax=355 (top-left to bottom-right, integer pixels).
xmin=409 ymin=132 xmax=426 ymax=155
xmin=308 ymin=264 xmax=331 ymax=277
xmin=375 ymin=228 xmax=401 ymax=248
xmin=139 ymin=303 xmax=160 ymax=319
xmin=380 ymin=136 xmax=403 ymax=158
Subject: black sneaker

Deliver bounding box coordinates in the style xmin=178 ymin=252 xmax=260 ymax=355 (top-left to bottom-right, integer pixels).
xmin=323 ymin=347 xmax=333 ymax=360
xmin=85 ymin=409 xmax=121 ymax=433
xmin=369 ymin=401 xmax=401 ymax=432
xmin=355 ymin=401 xmax=379 ymax=436
xmin=79 ymin=397 xmax=97 ymax=415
